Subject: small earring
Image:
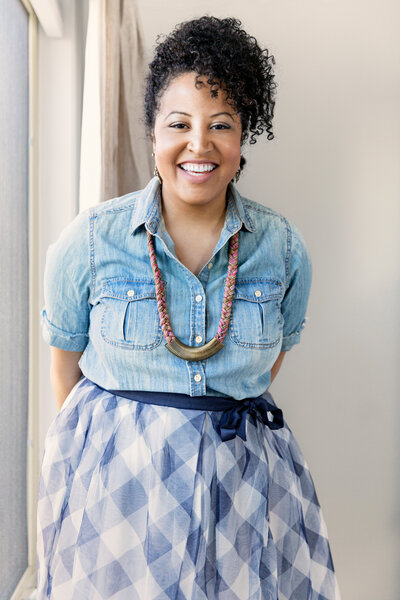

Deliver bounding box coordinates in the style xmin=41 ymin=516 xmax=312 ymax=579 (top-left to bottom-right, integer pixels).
xmin=234 ymin=168 xmax=241 ymax=183
xmin=154 ymin=163 xmax=162 ymax=184
xmin=152 ymin=151 xmax=162 ymax=184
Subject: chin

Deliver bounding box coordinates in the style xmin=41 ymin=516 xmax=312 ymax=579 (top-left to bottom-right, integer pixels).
xmin=182 ymin=187 xmax=226 ymax=200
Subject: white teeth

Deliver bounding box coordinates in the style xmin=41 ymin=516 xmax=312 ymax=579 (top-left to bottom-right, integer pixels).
xmin=180 ymin=163 xmax=217 ymax=173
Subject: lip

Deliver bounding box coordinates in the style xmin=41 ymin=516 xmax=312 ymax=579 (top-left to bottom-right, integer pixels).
xmin=177 ymin=163 xmax=218 ymax=183
xmin=179 ymin=160 xmax=218 ymax=165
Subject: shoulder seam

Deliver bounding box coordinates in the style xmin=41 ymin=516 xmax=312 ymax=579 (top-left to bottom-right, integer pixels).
xmin=102 ymin=202 xmax=137 ymax=215
xmin=242 ymin=200 xmax=289 ymax=226
xmin=89 ymin=208 xmax=97 ymax=301
xmin=284 ymin=218 xmax=292 ymax=288
xmin=91 ymin=194 xmax=138 ymax=217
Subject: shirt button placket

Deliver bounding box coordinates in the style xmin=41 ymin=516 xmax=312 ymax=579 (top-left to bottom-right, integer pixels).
xmin=189 ymin=365 xmax=205 ymax=395
xmin=193 ymin=288 xmax=205 ymax=350
xmin=188 ymin=284 xmax=206 ymax=395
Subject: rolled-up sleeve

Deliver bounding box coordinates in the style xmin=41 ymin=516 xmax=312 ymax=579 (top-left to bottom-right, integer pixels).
xmin=41 ymin=210 xmax=91 ymax=351
xmin=280 ymin=223 xmax=312 ymax=352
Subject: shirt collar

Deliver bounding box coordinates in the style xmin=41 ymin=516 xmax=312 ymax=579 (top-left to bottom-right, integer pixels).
xmin=225 ymin=182 xmax=256 ymax=233
xmin=130 ymin=176 xmax=256 ymax=235
xmin=130 ymin=177 xmax=162 ymax=235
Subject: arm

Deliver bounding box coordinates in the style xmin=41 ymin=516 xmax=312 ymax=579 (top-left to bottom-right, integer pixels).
xmin=50 ymin=347 xmax=83 ymax=411
xmin=268 ymin=351 xmax=286 ymax=388
xmin=267 ymin=226 xmax=310 ymax=391
xmin=41 ymin=211 xmax=91 ymax=410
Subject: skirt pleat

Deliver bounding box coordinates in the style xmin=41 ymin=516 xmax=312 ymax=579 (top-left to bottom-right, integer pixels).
xmin=36 ymin=377 xmax=340 ymax=599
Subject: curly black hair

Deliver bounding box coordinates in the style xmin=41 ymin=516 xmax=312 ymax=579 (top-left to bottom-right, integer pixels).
xmin=144 ymin=16 xmax=277 ymax=147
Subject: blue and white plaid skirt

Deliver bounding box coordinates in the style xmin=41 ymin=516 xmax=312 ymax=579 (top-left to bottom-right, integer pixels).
xmin=37 ymin=377 xmax=341 ymax=599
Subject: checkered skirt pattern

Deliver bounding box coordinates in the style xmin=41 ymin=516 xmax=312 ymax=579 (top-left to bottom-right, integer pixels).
xmin=37 ymin=377 xmax=340 ymax=599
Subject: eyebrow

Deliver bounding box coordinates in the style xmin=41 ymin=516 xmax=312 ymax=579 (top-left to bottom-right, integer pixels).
xmin=164 ymin=111 xmax=235 ymax=121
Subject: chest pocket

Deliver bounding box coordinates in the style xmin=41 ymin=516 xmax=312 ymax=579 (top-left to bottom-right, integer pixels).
xmin=229 ymin=279 xmax=284 ymax=348
xmin=100 ymin=279 xmax=162 ymax=350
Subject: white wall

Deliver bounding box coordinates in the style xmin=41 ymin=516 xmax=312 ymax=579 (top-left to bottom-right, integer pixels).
xmin=38 ymin=1 xmax=400 ymax=598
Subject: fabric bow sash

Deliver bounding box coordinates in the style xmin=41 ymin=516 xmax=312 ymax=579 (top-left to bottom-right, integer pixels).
xmin=219 ymin=395 xmax=284 ymax=442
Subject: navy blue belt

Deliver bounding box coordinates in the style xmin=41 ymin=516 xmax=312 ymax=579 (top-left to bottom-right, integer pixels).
xmin=95 ymin=383 xmax=284 ymax=442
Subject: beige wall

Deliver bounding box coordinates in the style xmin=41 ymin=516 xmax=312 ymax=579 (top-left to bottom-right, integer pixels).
xmin=38 ymin=1 xmax=400 ymax=598
xmin=137 ymin=1 xmax=400 ymax=597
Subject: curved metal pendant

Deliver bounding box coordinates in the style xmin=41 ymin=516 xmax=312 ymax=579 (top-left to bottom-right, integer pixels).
xmin=165 ymin=337 xmax=224 ymax=361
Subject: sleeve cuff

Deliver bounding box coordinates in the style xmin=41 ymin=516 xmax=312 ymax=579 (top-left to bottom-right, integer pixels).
xmin=281 ymin=317 xmax=307 ymax=352
xmin=41 ymin=309 xmax=89 ymax=351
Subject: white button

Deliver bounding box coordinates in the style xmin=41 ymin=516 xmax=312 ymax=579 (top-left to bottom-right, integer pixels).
xmin=207 ymin=263 xmax=213 ymax=270
xmin=194 ymin=373 xmax=202 ymax=383
xmin=195 ymin=335 xmax=203 ymax=344
xmin=195 ymin=294 xmax=203 ymax=303
xmin=254 ymin=290 xmax=262 ymax=298
xmin=127 ymin=290 xmax=135 ymax=297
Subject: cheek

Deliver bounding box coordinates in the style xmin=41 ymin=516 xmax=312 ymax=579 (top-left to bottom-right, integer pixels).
xmin=154 ymin=133 xmax=182 ymax=164
xmin=223 ymin=140 xmax=241 ymax=167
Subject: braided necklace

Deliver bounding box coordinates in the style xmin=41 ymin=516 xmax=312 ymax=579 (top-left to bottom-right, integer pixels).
xmin=147 ymin=230 xmax=239 ymax=361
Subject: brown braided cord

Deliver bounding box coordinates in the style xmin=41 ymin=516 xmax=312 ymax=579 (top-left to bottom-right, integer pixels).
xmin=147 ymin=230 xmax=239 ymax=348
xmin=215 ymin=231 xmax=239 ymax=342
xmin=147 ymin=230 xmax=175 ymax=343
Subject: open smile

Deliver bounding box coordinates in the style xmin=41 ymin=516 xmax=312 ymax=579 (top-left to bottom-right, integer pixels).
xmin=179 ymin=162 xmax=218 ymax=174
xmin=177 ymin=162 xmax=219 ymax=182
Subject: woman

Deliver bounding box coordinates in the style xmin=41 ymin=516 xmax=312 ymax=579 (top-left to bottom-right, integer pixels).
xmin=37 ymin=16 xmax=340 ymax=599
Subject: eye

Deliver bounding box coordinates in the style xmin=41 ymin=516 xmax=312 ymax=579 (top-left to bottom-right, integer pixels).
xmin=211 ymin=123 xmax=231 ymax=130
xmin=169 ymin=122 xmax=188 ymax=129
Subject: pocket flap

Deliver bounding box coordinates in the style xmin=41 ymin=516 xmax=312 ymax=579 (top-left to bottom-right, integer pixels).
xmin=234 ymin=279 xmax=283 ymax=302
xmin=101 ymin=279 xmax=157 ymax=301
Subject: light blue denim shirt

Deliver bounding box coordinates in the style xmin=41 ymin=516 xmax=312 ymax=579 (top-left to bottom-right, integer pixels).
xmin=41 ymin=177 xmax=311 ymax=399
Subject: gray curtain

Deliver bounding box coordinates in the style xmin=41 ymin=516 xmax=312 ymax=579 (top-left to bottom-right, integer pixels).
xmin=103 ymin=0 xmax=152 ymax=201
xmin=0 ymin=0 xmax=29 ymax=596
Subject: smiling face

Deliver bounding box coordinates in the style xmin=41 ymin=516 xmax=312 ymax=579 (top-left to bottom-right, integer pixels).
xmin=152 ymin=72 xmax=242 ymax=214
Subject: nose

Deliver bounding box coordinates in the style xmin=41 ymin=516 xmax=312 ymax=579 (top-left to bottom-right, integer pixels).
xmin=187 ymin=126 xmax=213 ymax=154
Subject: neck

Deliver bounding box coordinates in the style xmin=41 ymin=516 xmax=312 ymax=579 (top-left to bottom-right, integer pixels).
xmin=159 ymin=184 xmax=229 ymax=275
xmin=160 ymin=185 xmax=228 ymax=236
